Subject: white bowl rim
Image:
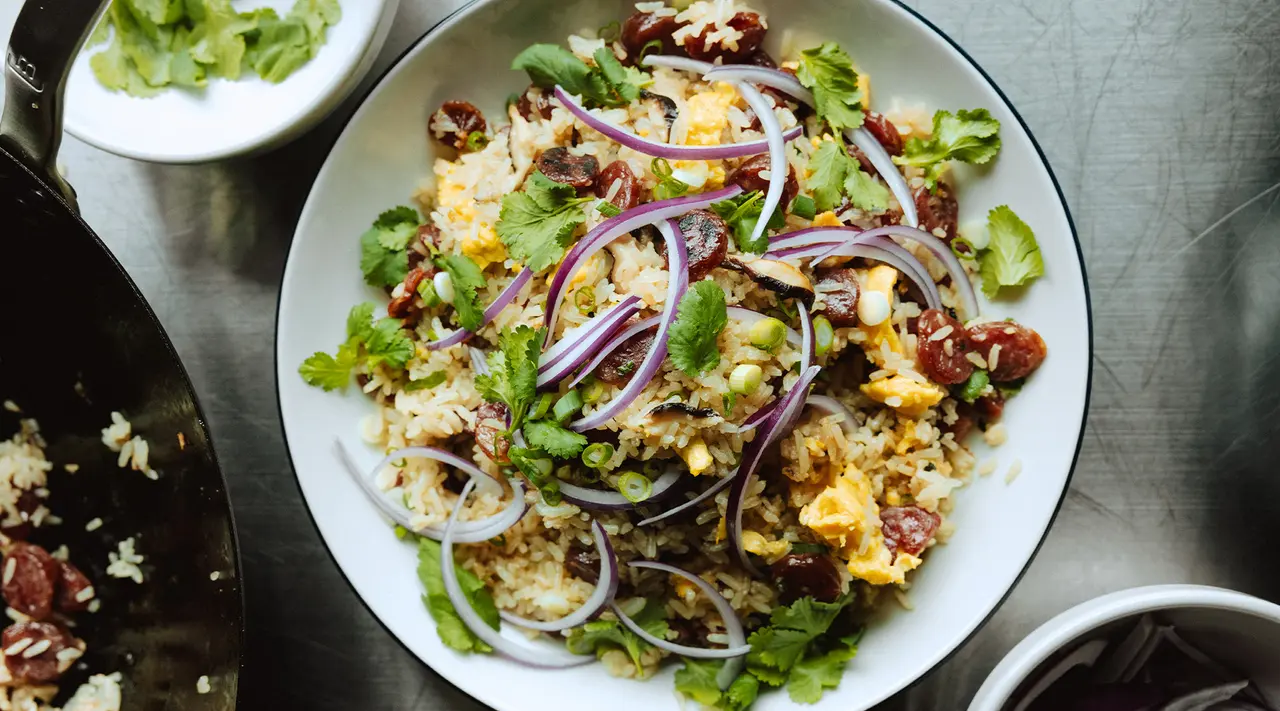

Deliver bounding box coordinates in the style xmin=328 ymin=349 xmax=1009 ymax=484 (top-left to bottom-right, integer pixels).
xmin=272 ymin=0 xmax=1096 ymax=705
xmin=63 ymin=0 xmax=399 ymax=164
xmin=968 ymin=585 xmax=1280 ymax=710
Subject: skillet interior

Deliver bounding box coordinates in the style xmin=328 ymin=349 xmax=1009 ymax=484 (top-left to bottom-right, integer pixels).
xmin=0 ymin=148 xmax=243 ymax=709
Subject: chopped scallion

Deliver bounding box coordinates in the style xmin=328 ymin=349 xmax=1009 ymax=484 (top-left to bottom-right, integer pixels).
xmin=581 ymin=442 xmax=615 ymax=469
xmin=617 ymin=471 xmax=652 ymax=503
xmin=813 ymin=315 xmax=834 ymax=356
xmin=553 ymin=389 xmax=584 ymax=423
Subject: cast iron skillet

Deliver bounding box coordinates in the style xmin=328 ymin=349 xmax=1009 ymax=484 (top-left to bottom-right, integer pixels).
xmin=0 ymin=1 xmax=243 ymax=707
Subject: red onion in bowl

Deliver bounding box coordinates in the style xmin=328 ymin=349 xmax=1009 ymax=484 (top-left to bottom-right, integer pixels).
xmin=498 ymin=520 xmax=618 ymax=632
xmin=553 ymin=87 xmax=803 ymax=161
xmin=543 ymin=185 xmax=743 ymax=349
xmin=440 ymin=478 xmax=593 ymax=667
xmin=626 ymin=561 xmax=750 ymax=688
xmin=334 ymin=441 xmax=529 ymax=544
xmin=427 ymin=267 xmax=534 ymax=350
xmin=570 ymin=219 xmax=689 ymax=432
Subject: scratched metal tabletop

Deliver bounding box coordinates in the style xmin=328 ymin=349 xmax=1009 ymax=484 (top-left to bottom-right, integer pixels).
xmin=5 ymin=0 xmax=1280 ymax=708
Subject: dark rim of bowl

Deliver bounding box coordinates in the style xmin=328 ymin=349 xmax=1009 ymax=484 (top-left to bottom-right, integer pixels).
xmin=272 ymin=1 xmax=1095 ymax=708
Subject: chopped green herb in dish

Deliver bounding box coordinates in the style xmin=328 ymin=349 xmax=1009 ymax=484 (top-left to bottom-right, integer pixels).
xmin=88 ymin=0 xmax=341 ymax=96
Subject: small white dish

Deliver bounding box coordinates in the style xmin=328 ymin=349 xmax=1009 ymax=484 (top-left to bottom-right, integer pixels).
xmin=969 ymin=585 xmax=1280 ymax=710
xmin=275 ymin=0 xmax=1092 ymax=708
xmin=63 ymin=0 xmax=399 ymax=163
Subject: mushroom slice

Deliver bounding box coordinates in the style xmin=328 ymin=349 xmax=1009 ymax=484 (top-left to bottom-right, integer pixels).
xmin=724 ymin=256 xmax=815 ymax=305
xmin=647 ymin=402 xmax=721 ymax=422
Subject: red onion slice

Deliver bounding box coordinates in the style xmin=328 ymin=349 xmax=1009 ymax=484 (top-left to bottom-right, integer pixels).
xmin=498 ymin=520 xmax=618 ymax=632
xmin=1009 ymin=639 xmax=1109 ymax=711
xmin=804 ymin=395 xmax=857 ymax=436
xmin=636 ymin=470 xmax=737 ymax=527
xmin=798 ymin=301 xmax=815 ymax=371
xmin=857 ymin=225 xmax=980 ymax=318
xmin=733 ymin=81 xmax=788 ymax=247
xmin=641 ymin=55 xmax=715 ymax=75
xmin=846 ymin=127 xmax=918 ymax=228
xmin=611 ymin=599 xmax=749 ymax=660
xmin=543 ymin=185 xmax=743 ymax=349
xmin=537 ymin=297 xmax=642 ymax=388
xmin=737 ymin=398 xmax=778 ymax=434
xmin=540 ymin=295 xmax=641 ymax=372
xmin=427 ymin=267 xmax=534 ymax=350
xmin=766 ymin=225 xmax=861 ymax=255
xmin=703 ymin=65 xmax=814 ymax=106
xmin=553 ymin=86 xmax=803 ymax=161
xmin=568 ymin=315 xmax=661 ymax=389
xmin=570 ymin=219 xmax=689 ymax=432
xmin=334 ymin=441 xmax=528 ymax=544
xmin=816 ymin=238 xmax=942 ymax=311
xmin=727 ymin=365 xmax=821 ymax=577
xmin=440 ymin=478 xmax=592 ymax=667
xmin=558 ymin=467 xmax=682 ymax=510
xmin=626 ymin=561 xmax=750 ymax=688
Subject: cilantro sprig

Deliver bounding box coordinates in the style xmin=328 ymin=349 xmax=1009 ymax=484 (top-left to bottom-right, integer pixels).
xmin=742 ymin=595 xmax=860 ymax=705
xmin=511 ymin=43 xmax=649 ymax=108
xmin=710 ymin=191 xmax=784 ymax=254
xmin=896 ymin=108 xmax=1001 ymax=190
xmin=360 ymin=206 xmax=423 ymax=288
xmin=434 ymin=254 xmax=488 ymax=332
xmin=498 ymin=171 xmax=592 ymax=272
xmin=797 ymin=43 xmax=865 ymax=133
xmin=567 ymin=600 xmax=669 ymax=676
xmin=475 ymin=325 xmax=542 ymax=430
xmin=416 ymin=535 xmax=499 ymax=653
xmin=977 ymin=205 xmax=1043 ymax=297
xmin=667 ymin=281 xmax=729 ymax=377
xmin=522 ymin=420 xmax=588 ymax=459
xmin=298 ymin=302 xmax=414 ymax=391
xmin=805 ymin=139 xmax=891 ymax=213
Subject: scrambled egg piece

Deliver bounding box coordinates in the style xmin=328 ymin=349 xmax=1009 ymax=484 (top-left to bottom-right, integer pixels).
xmin=811 ymin=211 xmax=842 ymax=227
xmin=683 ymin=82 xmax=738 ymax=146
xmin=742 ymin=531 xmax=792 ymax=563
xmin=434 ymin=160 xmax=506 ymax=268
xmin=679 ymin=437 xmax=713 ymax=476
xmin=861 ymin=376 xmax=945 ymax=417
xmin=857 ymin=73 xmax=871 ymax=109
xmin=461 ymin=224 xmax=506 ymax=269
xmin=669 ymin=160 xmax=726 ymax=191
xmin=857 ymin=265 xmax=902 ymax=357
xmin=799 ymin=463 xmax=922 ymax=586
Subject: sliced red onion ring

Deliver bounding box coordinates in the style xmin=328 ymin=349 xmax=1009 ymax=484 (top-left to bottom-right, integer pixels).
xmin=568 ymin=315 xmax=661 ymax=389
xmin=334 ymin=441 xmax=527 ymax=543
xmin=846 ymin=127 xmax=919 ymax=229
xmin=440 ymin=478 xmax=593 ymax=667
xmin=816 ymin=238 xmax=942 ymax=311
xmin=857 ymin=225 xmax=980 ymax=318
xmin=727 ymin=365 xmax=821 ymax=577
xmin=427 ymin=267 xmax=534 ymax=350
xmin=553 ymin=86 xmax=803 ymax=161
xmin=765 ymin=225 xmax=862 ymax=262
xmin=570 ymin=219 xmax=689 ymax=431
xmin=543 ymin=185 xmax=743 ymax=348
xmin=804 ymin=395 xmax=857 ymax=436
xmin=636 ymin=471 xmax=737 ymax=527
xmin=498 ymin=520 xmax=618 ymax=632
xmin=703 ymin=65 xmax=814 ymax=106
xmin=1009 ymin=639 xmax=1109 ymax=711
xmin=558 ymin=467 xmax=682 ymax=510
xmin=733 ymin=81 xmax=788 ymax=247
xmin=540 ymin=295 xmax=641 ymax=373
xmin=737 ymin=398 xmax=778 ymax=434
xmin=641 ymin=54 xmax=715 ymax=75
xmin=611 ymin=599 xmax=749 ymax=660
xmin=798 ymin=301 xmax=815 ymax=371
xmin=626 ymin=561 xmax=750 ymax=688
xmin=537 ymin=297 xmax=642 ymax=388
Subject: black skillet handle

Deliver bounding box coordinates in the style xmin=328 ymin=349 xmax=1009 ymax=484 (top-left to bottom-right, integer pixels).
xmin=1 ymin=0 xmax=111 ymax=210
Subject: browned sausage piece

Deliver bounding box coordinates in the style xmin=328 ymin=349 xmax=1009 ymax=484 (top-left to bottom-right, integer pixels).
xmin=594 ymin=161 xmax=644 ymax=211
xmin=595 ymin=329 xmax=657 ymax=386
xmin=915 ymin=309 xmax=974 ymax=385
xmin=387 ymin=266 xmax=433 ymax=321
xmin=2 ymin=622 xmax=77 ymax=684
xmin=621 ymin=11 xmax=684 ymax=57
xmin=55 ymin=561 xmax=93 ymax=614
xmin=880 ymin=506 xmax=941 ymax=557
xmin=429 ymin=101 xmax=487 ymax=151
xmin=473 ymin=402 xmax=511 ymax=465
xmin=914 ymin=183 xmax=959 ymax=245
xmin=683 ymin=12 xmax=766 ymax=63
xmin=815 ymin=269 xmax=861 ymax=327
xmin=861 ymin=111 xmax=905 ymax=157
xmin=516 ymin=86 xmax=555 ymax=121
xmin=2 ymin=543 xmax=59 ymax=621
xmin=407 ymin=224 xmax=440 ymax=270
xmin=967 ymin=321 xmax=1047 ymax=382
xmin=535 ymin=147 xmax=599 ymax=189
xmin=0 ymin=491 xmax=41 ymax=542
xmin=770 ymin=553 xmax=842 ymax=604
xmin=677 ymin=209 xmax=730 ymax=280
xmin=728 ymin=155 xmax=800 ymax=213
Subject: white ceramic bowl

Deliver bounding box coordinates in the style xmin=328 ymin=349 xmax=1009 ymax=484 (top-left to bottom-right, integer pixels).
xmin=275 ymin=0 xmax=1092 ymax=709
xmin=969 ymin=585 xmax=1280 ymax=710
xmin=62 ymin=0 xmax=399 ymax=163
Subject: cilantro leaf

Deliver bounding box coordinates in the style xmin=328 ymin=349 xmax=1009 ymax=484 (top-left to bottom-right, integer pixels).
xmin=769 ymin=595 xmax=851 ymax=638
xmin=416 ymin=536 xmax=498 ymax=653
xmin=474 ymin=325 xmax=542 ymax=428
xmin=725 ymin=672 xmax=762 ymax=711
xmin=806 ymin=140 xmax=850 ymax=212
xmin=843 ymin=163 xmax=891 ymax=212
xmin=497 ymin=172 xmax=589 ymax=272
xmin=365 ymin=318 xmax=414 ymax=370
xmin=360 ymin=207 xmax=422 ymax=287
xmin=511 ymin=43 xmax=642 ymax=108
xmin=592 ymin=46 xmax=645 ymax=104
xmin=298 ymin=342 xmax=356 ymax=391
xmin=746 ymin=594 xmax=856 ymax=688
xmin=405 ymin=371 xmax=447 ymax=391
xmin=508 ymin=447 xmax=561 ymax=505
xmin=346 ymin=302 xmax=376 ymax=342
xmin=786 ymin=637 xmax=859 ymax=704
xmin=978 ymin=205 xmax=1043 ymax=297
xmin=243 ymin=11 xmax=312 ymax=83
xmin=566 ymin=600 xmax=667 ymax=675
xmin=674 ymin=659 xmax=725 ymax=705
xmin=435 ymin=254 xmax=488 ymax=332
xmin=710 ymin=191 xmax=784 ymax=254
xmin=186 ymin=0 xmax=259 ymax=80
xmin=797 ymin=43 xmax=864 ymax=132
xmin=897 ymin=109 xmax=1001 ymax=189
xmin=667 ymin=281 xmax=728 ymax=376
xmin=522 ymin=420 xmax=588 ymax=458
xmin=286 ymin=0 xmax=341 ymax=45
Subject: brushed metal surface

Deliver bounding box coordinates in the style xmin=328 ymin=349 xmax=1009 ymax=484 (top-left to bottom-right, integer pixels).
xmin=4 ymin=0 xmax=1278 ymax=708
